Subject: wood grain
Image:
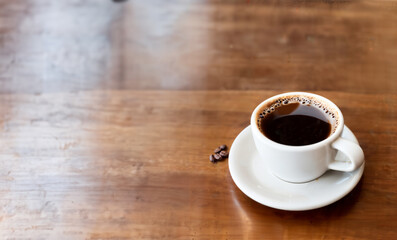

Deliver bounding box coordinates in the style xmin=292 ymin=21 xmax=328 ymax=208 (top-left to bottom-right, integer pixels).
xmin=0 ymin=0 xmax=396 ymax=239
xmin=0 ymin=91 xmax=396 ymax=239
xmin=0 ymin=0 xmax=395 ymax=94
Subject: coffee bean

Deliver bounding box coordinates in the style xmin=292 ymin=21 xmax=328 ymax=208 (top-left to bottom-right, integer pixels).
xmin=214 ymin=153 xmax=222 ymax=161
xmin=210 ymin=144 xmax=229 ymax=164
xmin=220 ymin=151 xmax=228 ymax=158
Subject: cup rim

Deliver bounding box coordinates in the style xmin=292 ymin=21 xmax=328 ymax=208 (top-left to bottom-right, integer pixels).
xmin=250 ymin=92 xmax=344 ymax=151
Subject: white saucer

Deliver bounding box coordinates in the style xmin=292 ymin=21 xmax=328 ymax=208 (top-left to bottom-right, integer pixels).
xmin=229 ymin=125 xmax=365 ymax=211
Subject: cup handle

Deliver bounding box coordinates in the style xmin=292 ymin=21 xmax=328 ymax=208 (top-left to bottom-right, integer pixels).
xmin=328 ymin=137 xmax=364 ymax=172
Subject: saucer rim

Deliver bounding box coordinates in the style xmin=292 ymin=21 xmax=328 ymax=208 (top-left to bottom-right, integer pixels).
xmin=228 ymin=125 xmax=365 ymax=211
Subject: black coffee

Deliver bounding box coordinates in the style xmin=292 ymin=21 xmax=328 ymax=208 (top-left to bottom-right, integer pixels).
xmin=259 ymin=102 xmax=331 ymax=146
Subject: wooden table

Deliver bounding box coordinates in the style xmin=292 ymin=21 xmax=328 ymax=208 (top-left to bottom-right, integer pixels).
xmin=0 ymin=0 xmax=396 ymax=239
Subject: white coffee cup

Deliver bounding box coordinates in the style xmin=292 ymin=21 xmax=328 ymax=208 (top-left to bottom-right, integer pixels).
xmin=250 ymin=92 xmax=364 ymax=183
